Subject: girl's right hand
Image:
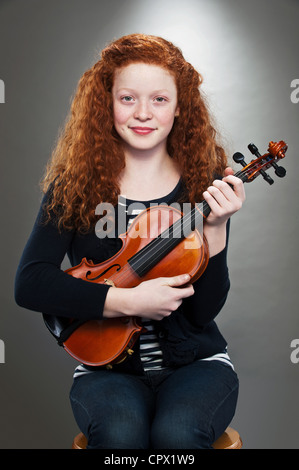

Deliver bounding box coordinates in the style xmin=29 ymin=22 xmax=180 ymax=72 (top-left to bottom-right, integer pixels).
xmin=103 ymin=274 xmax=194 ymax=321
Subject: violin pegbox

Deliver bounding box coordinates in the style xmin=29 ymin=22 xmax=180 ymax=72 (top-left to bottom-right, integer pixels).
xmin=233 ymin=140 xmax=287 ymax=184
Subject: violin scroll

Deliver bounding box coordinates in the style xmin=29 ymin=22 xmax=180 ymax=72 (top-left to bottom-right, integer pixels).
xmin=268 ymin=140 xmax=287 ymax=160
xmin=233 ymin=140 xmax=287 ymax=183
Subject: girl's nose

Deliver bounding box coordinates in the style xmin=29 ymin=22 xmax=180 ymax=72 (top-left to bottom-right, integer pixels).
xmin=133 ymin=100 xmax=153 ymax=120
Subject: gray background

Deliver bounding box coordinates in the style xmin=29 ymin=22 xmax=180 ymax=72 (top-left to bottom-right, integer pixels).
xmin=0 ymin=0 xmax=298 ymax=449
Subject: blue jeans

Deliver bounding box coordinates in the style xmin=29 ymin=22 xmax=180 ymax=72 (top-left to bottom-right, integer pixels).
xmin=69 ymin=360 xmax=239 ymax=449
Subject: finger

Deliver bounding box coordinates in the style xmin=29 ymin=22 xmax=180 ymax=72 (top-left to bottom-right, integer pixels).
xmin=175 ymin=285 xmax=194 ymax=299
xmin=211 ymin=177 xmax=245 ymax=205
xmin=162 ymin=274 xmax=191 ymax=287
xmin=222 ymin=174 xmax=246 ymax=201
xmin=224 ymin=166 xmax=234 ymax=177
xmin=211 ymin=179 xmax=236 ymax=202
xmin=203 ymin=183 xmax=232 ymax=211
xmin=202 ymin=189 xmax=223 ymax=214
xmin=203 ymin=179 xmax=244 ymax=216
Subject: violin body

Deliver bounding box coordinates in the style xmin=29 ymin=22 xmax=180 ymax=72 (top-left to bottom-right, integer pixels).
xmin=63 ymin=204 xmax=209 ymax=367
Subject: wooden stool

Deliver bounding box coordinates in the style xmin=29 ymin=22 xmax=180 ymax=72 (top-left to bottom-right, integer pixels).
xmin=212 ymin=427 xmax=242 ymax=449
xmin=72 ymin=427 xmax=242 ymax=449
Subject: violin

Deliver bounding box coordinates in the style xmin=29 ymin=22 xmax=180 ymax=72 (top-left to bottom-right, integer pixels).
xmin=43 ymin=140 xmax=287 ymax=368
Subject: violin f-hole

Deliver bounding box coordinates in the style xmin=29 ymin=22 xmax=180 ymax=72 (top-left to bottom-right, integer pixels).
xmin=86 ymin=263 xmax=122 ymax=281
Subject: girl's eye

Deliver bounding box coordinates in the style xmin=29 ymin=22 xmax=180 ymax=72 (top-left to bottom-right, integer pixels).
xmin=154 ymin=97 xmax=167 ymax=102
xmin=121 ymin=96 xmax=134 ymax=102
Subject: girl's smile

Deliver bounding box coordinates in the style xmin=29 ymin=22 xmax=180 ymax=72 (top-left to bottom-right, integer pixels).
xmin=129 ymin=126 xmax=157 ymax=135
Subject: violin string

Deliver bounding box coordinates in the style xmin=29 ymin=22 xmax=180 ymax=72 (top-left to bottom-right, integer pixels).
xmin=102 ymin=209 xmax=202 ymax=287
xmin=109 ymin=169 xmax=251 ymax=287
xmin=120 ymin=169 xmax=249 ymax=278
xmin=108 ymin=201 xmax=209 ymax=287
xmin=101 ymin=168 xmax=249 ymax=287
xmin=100 ymin=203 xmax=204 ymax=287
xmin=103 ymin=168 xmax=249 ymax=287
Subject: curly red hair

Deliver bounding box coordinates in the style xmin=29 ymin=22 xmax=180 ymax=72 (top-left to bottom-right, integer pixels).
xmin=42 ymin=33 xmax=227 ymax=232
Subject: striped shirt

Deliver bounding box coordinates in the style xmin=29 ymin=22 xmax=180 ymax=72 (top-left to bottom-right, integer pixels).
xmin=139 ymin=319 xmax=164 ymax=370
xmin=139 ymin=319 xmax=234 ymax=371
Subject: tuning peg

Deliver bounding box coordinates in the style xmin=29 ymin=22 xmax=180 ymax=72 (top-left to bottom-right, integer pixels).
xmin=248 ymin=143 xmax=274 ymax=185
xmin=272 ymin=162 xmax=286 ymax=177
xmin=233 ymin=152 xmax=247 ymax=167
xmin=248 ymin=143 xmax=259 ymax=155
xmin=261 ymin=171 xmax=274 ymax=185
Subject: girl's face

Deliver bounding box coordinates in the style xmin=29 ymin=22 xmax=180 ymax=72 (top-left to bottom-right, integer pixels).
xmin=112 ymin=63 xmax=179 ymax=155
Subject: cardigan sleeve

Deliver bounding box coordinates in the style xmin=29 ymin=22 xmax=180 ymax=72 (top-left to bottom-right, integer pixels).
xmin=182 ymin=220 xmax=231 ymax=327
xmin=14 ymin=192 xmax=111 ymax=320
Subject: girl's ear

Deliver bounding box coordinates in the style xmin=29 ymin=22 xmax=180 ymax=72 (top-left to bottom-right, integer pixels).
xmin=175 ymin=107 xmax=180 ymax=117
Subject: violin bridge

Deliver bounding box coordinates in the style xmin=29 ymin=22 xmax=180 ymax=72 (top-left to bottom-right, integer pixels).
xmin=104 ymin=278 xmax=115 ymax=287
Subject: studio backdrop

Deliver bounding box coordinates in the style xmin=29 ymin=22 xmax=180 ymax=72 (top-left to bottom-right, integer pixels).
xmin=0 ymin=0 xmax=298 ymax=449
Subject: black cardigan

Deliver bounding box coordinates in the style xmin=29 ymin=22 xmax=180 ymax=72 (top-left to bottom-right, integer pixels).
xmin=15 ymin=184 xmax=230 ymax=374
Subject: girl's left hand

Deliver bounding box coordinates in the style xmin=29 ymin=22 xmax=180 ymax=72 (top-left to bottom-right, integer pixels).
xmin=202 ymin=167 xmax=245 ymax=227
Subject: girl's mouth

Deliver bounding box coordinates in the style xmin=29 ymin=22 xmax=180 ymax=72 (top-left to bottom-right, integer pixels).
xmin=130 ymin=127 xmax=156 ymax=135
